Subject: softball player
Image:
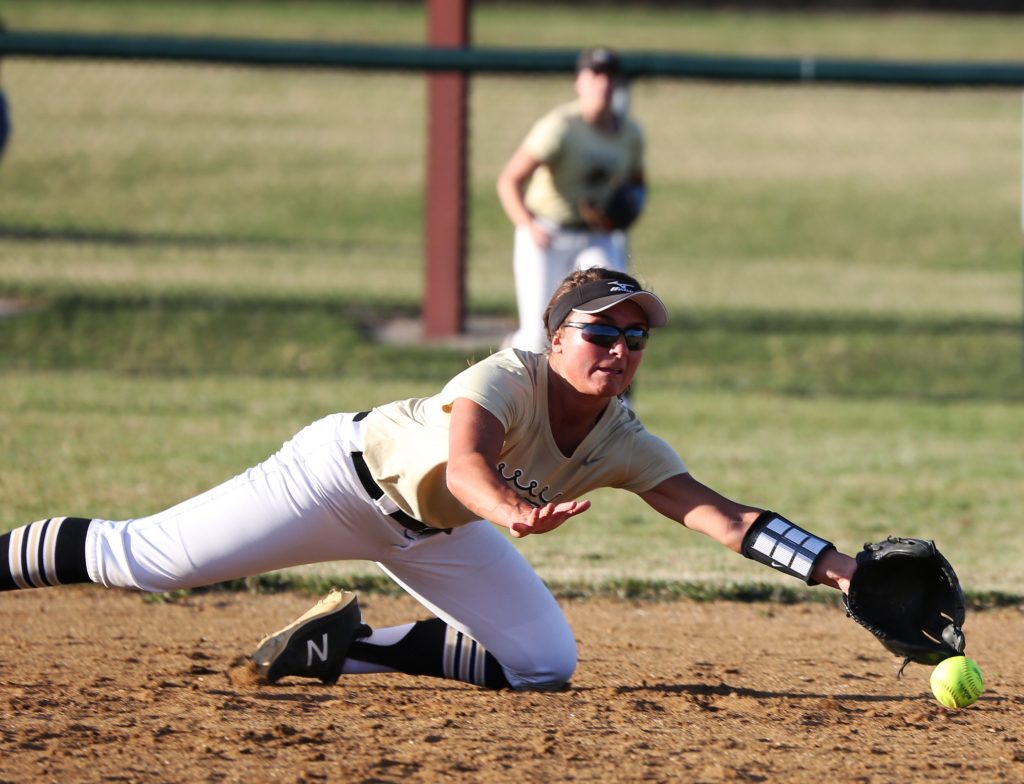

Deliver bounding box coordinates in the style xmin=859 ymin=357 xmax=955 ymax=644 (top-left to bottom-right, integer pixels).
xmin=1 ymin=269 xmax=857 ymax=691
xmin=497 ymin=46 xmax=647 ymax=354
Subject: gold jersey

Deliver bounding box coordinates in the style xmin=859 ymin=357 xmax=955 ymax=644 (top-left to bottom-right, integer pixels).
xmin=362 ymin=349 xmax=685 ymax=528
xmin=522 ymin=100 xmax=644 ymax=226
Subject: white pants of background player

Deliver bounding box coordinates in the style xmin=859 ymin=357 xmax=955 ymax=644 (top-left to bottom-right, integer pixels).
xmin=508 ymin=219 xmax=629 ymax=353
xmin=83 ymin=412 xmax=576 ymax=691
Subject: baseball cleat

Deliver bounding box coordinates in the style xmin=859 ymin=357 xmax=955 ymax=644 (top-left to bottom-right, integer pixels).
xmin=251 ymin=589 xmax=362 ymax=684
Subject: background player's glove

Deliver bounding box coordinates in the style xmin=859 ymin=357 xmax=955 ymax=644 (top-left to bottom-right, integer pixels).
xmin=579 ymin=184 xmax=645 ymax=231
xmin=843 ymin=536 xmax=966 ymax=676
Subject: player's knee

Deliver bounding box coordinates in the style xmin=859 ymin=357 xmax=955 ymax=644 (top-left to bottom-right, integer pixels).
xmin=505 ymin=636 xmax=578 ymax=692
xmin=87 ymin=518 xmax=194 ymax=593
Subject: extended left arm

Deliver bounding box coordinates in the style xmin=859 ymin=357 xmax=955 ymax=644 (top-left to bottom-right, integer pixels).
xmin=638 ymin=472 xmax=855 ymax=593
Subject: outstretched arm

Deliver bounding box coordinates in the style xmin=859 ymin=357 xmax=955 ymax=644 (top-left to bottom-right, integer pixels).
xmin=639 ymin=472 xmax=855 ymax=593
xmin=446 ymin=398 xmax=590 ymax=538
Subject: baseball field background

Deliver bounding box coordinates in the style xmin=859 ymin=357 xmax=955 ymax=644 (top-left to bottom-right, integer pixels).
xmin=1 ymin=0 xmax=1022 ymax=600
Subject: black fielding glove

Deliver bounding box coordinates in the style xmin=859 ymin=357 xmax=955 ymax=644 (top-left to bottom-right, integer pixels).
xmin=843 ymin=537 xmax=966 ymax=676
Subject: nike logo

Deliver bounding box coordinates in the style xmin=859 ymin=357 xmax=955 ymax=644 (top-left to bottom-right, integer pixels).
xmin=581 ymin=450 xmax=604 ymax=467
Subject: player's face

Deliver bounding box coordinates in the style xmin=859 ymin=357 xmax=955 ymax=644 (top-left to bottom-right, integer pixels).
xmin=550 ymin=299 xmax=647 ymax=399
xmin=575 ymin=68 xmax=617 ymax=114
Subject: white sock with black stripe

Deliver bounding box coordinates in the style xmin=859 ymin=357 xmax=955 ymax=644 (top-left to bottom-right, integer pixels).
xmin=1 ymin=517 xmax=93 ymax=591
xmin=441 ymin=624 xmax=491 ymax=686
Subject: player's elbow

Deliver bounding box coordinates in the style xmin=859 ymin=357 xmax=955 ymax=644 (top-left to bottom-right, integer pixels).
xmin=444 ymin=459 xmax=470 ymax=501
xmin=445 ymin=460 xmax=490 ymax=519
xmin=495 ymin=168 xmax=516 ymax=198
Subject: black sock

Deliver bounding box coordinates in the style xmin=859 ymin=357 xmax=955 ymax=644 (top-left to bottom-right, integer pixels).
xmin=349 ymin=618 xmax=511 ymax=690
xmin=0 ymin=517 xmax=93 ymax=591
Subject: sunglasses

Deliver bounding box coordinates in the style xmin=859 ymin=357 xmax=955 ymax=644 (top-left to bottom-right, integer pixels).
xmin=563 ymin=322 xmax=649 ymax=351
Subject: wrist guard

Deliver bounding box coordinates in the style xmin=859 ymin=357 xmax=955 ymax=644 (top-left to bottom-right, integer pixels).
xmin=741 ymin=510 xmax=835 ymax=585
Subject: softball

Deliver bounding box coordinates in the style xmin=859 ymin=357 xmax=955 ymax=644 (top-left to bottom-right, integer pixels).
xmin=930 ymin=656 xmax=984 ymax=709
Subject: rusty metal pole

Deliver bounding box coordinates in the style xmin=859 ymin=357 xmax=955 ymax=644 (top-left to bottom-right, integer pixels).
xmin=423 ymin=0 xmax=469 ymax=339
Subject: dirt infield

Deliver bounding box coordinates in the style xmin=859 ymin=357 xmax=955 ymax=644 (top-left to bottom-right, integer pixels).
xmin=1 ymin=587 xmax=1021 ymax=783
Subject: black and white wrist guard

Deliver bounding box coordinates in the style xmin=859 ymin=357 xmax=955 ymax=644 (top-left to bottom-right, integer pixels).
xmin=741 ymin=511 xmax=835 ymax=585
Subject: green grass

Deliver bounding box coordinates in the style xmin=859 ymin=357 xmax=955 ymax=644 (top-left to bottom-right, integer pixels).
xmin=1 ymin=2 xmax=1022 ymax=599
xmin=2 ymin=304 xmax=1021 ymax=596
xmin=2 ymin=297 xmax=1021 ymax=401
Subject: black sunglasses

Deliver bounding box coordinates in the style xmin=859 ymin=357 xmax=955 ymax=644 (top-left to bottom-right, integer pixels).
xmin=563 ymin=322 xmax=649 ymax=351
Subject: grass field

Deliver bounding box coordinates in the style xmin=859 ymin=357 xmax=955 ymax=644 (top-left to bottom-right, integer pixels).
xmin=1 ymin=2 xmax=1022 ymax=598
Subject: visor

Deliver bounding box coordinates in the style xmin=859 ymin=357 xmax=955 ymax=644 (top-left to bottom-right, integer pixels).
xmin=547 ymin=279 xmax=668 ymax=334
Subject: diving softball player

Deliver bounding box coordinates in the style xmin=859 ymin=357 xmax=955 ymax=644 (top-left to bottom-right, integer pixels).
xmin=497 ymin=46 xmax=647 ymax=354
xmin=1 ymin=269 xmax=857 ymax=691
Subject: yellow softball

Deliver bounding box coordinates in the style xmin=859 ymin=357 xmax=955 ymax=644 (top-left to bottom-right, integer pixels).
xmin=930 ymin=656 xmax=984 ymax=709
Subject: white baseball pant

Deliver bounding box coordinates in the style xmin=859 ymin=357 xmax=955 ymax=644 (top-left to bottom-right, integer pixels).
xmin=508 ymin=220 xmax=629 ymax=353
xmin=83 ymin=412 xmax=577 ymax=690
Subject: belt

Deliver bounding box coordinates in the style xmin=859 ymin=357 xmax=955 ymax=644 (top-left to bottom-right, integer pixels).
xmin=350 ymin=412 xmax=450 ymax=537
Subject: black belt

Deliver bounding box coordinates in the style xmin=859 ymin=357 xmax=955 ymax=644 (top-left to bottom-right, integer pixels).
xmin=351 ymin=412 xmax=450 ymax=537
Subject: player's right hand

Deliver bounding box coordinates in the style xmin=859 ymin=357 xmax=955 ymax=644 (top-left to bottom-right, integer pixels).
xmin=509 ymin=500 xmax=590 ymax=538
xmin=528 ymin=220 xmax=554 ymax=248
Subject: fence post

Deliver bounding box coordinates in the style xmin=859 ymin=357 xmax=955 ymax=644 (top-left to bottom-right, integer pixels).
xmin=423 ymin=0 xmax=470 ymax=339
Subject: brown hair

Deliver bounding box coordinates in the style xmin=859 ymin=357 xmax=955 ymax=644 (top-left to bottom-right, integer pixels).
xmin=542 ymin=268 xmax=645 ymax=344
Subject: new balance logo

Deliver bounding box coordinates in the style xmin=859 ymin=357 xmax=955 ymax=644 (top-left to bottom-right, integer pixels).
xmin=307 ymin=633 xmax=329 ymax=666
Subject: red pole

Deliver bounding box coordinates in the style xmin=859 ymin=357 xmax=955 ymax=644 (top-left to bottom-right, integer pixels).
xmin=423 ymin=0 xmax=470 ymax=339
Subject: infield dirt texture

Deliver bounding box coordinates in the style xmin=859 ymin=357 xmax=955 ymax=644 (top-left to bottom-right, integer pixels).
xmin=1 ymin=587 xmax=1021 ymax=783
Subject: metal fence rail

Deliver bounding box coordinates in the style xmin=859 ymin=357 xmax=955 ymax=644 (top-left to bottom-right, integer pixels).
xmin=4 ymin=31 xmax=1024 ymax=86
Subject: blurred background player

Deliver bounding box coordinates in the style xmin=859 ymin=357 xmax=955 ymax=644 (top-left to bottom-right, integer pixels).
xmin=497 ymin=46 xmax=647 ymax=353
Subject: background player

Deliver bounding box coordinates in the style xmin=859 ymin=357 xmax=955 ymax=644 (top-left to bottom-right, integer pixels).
xmin=497 ymin=46 xmax=647 ymax=353
xmin=1 ymin=268 xmax=855 ymax=691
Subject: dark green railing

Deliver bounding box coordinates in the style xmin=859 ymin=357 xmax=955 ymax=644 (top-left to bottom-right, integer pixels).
xmin=3 ymin=30 xmax=1024 ymax=87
